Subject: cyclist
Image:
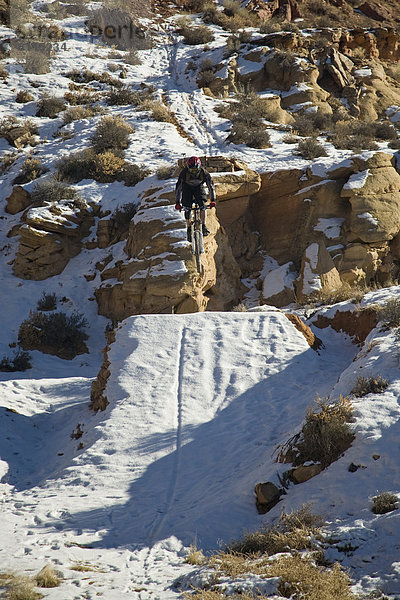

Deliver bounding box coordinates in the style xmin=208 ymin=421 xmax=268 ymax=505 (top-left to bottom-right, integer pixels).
xmin=174 ymin=156 xmax=216 ymax=242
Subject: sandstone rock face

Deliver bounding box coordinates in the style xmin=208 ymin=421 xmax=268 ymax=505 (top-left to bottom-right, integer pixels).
xmin=95 ymin=158 xmax=256 ymax=320
xmin=341 ymin=153 xmax=400 ymax=244
xmin=252 ymin=152 xmax=400 ymax=304
xmin=6 ymin=186 xmax=32 ymax=214
xmin=313 ymin=307 xmax=379 ymax=344
xmin=13 ymin=201 xmax=93 ymax=280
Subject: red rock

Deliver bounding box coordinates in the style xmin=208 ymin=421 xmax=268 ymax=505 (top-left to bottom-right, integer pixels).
xmin=358 ymin=1 xmax=393 ymax=22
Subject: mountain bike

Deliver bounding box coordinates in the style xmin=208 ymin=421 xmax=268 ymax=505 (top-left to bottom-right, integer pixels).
xmin=189 ymin=203 xmax=211 ymax=274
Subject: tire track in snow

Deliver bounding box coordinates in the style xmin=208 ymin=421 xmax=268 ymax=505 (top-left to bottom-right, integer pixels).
xmin=159 ymin=25 xmax=226 ymax=154
xmin=147 ymin=326 xmax=185 ymax=542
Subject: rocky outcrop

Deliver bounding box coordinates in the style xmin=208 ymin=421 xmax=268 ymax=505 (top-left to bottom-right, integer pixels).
xmin=313 ymin=307 xmax=379 ymax=344
xmin=252 ymin=152 xmax=400 ymax=304
xmin=6 ymin=186 xmax=32 ymax=214
xmin=95 ymin=158 xmax=258 ymax=320
xmin=13 ymin=201 xmax=93 ymax=280
xmin=254 ymin=481 xmax=282 ymax=513
xmin=90 ymin=328 xmax=115 ymax=412
xmin=285 ymin=313 xmax=322 ymax=351
xmin=246 ymin=0 xmax=301 ymax=22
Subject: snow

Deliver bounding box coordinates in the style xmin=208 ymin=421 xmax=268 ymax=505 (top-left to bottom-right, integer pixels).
xmin=302 ymin=243 xmax=321 ymax=295
xmin=262 ymin=262 xmax=296 ymax=299
xmin=358 ymin=212 xmax=378 ymax=226
xmin=314 ymin=217 xmax=345 ymax=239
xmin=343 ymin=169 xmax=370 ymax=191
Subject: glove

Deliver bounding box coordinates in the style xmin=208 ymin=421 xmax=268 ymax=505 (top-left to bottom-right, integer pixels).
xmin=209 ymin=201 xmax=216 ymax=208
xmin=174 ymin=203 xmax=182 ymax=211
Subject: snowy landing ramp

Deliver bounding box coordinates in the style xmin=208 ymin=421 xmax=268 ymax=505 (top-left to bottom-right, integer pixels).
xmin=96 ymin=310 xmax=355 ymax=550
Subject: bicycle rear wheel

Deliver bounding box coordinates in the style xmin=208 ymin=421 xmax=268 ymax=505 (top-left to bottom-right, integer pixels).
xmin=193 ymin=229 xmax=203 ymax=274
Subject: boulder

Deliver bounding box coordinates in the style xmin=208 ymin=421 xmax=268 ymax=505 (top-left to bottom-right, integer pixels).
xmin=296 ymin=242 xmax=342 ymax=302
xmin=358 ymin=1 xmax=393 ymax=22
xmin=291 ymin=463 xmax=323 ymax=484
xmin=254 ymin=482 xmax=282 ymax=513
xmin=13 ymin=202 xmax=93 ymax=280
xmin=262 ymin=262 xmax=297 ymax=307
xmin=5 ymin=186 xmax=31 ymax=214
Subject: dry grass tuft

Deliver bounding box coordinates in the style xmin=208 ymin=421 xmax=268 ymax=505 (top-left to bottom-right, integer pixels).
xmin=185 ymin=545 xmax=206 ymax=565
xmin=378 ymin=297 xmax=400 ymax=327
xmin=276 ymin=396 xmax=354 ymax=468
xmin=16 ymin=90 xmax=34 ymax=103
xmin=351 ymin=375 xmax=388 ymax=398
xmin=0 ymin=573 xmax=44 ymax=600
xmin=156 ymin=164 xmax=175 ymax=180
xmin=371 ymin=492 xmax=398 ymax=514
xmin=266 ymin=554 xmax=356 ymax=600
xmin=34 ymin=565 xmax=62 ymax=588
xmin=226 ymin=505 xmax=323 ymax=557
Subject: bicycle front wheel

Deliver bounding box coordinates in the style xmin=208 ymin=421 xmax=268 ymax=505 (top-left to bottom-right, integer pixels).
xmin=193 ymin=229 xmax=203 ymax=274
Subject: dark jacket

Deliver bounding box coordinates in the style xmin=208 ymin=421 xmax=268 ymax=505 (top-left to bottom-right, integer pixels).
xmin=175 ymin=167 xmax=216 ymax=204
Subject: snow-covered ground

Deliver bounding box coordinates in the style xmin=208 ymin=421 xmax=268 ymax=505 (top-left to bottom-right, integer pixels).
xmin=1 ymin=3 xmax=400 ymax=598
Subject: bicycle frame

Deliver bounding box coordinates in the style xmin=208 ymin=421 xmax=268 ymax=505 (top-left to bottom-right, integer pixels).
xmin=189 ymin=203 xmax=211 ymax=274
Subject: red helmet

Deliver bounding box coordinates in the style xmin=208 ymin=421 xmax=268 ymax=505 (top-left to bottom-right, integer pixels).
xmin=187 ymin=156 xmax=201 ymax=170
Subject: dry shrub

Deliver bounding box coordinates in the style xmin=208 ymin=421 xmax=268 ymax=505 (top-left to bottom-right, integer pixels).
xmin=16 ymin=90 xmax=34 ymax=103
xmin=227 ymin=91 xmax=271 ymax=148
xmin=351 ymin=375 xmax=388 ymax=397
xmin=180 ymin=25 xmax=214 ymax=45
xmin=266 ymin=554 xmax=356 ymax=600
xmin=378 ymin=297 xmax=400 ymax=326
xmin=57 ymin=149 xmax=148 ymax=186
xmin=277 ymin=396 xmax=354 ymax=469
xmin=64 ymin=89 xmax=100 ymax=105
xmin=92 ymin=151 xmax=126 ymax=182
xmin=37 ymin=292 xmax=57 ymax=311
xmin=142 ymin=100 xmax=173 ymax=122
xmin=314 ymin=283 xmax=367 ymax=305
xmin=282 ymin=132 xmax=299 ymax=144
xmin=1 ymin=152 xmax=18 ymax=172
xmin=371 ymin=492 xmax=398 ymax=514
xmin=63 ymin=104 xmax=103 ymax=124
xmin=34 ymin=565 xmax=61 ymax=588
xmin=18 ymin=310 xmax=88 ymax=359
xmin=259 ymin=20 xmax=281 ymax=33
xmin=0 ymin=349 xmax=32 ymax=372
xmin=91 ymin=115 xmax=134 ymax=153
xmin=30 ymin=177 xmax=79 ymax=204
xmin=0 ymin=116 xmax=38 ymax=147
xmin=293 ymin=112 xmax=334 ymax=137
xmin=0 ymin=573 xmax=44 ymax=600
xmin=106 ymin=85 xmax=138 ymax=105
xmin=66 ymin=68 xmax=122 ymax=87
xmin=226 ymin=505 xmax=323 ymax=557
xmin=296 ymin=137 xmax=328 ymax=159
xmin=36 ymin=94 xmax=66 ymax=118
xmin=13 ymin=157 xmax=47 ymax=184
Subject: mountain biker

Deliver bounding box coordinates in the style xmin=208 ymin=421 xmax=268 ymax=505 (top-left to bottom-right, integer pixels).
xmin=174 ymin=156 xmax=216 ymax=242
